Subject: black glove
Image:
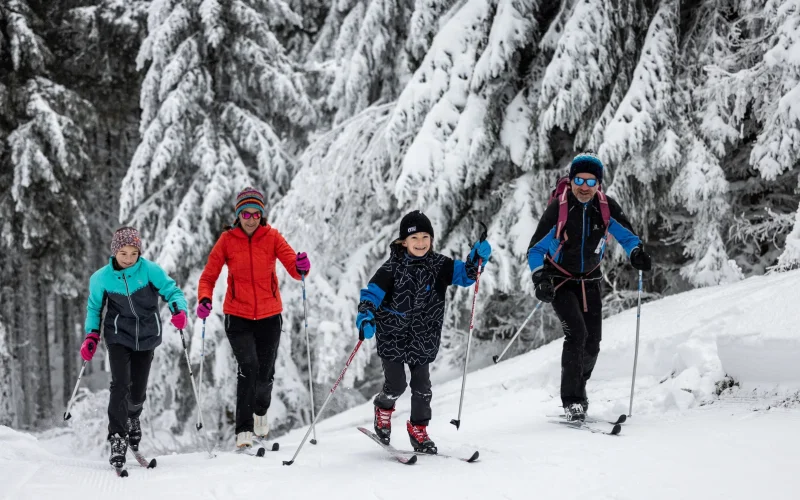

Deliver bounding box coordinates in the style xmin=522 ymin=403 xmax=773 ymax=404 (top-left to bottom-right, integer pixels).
xmin=531 ymin=270 xmax=556 ymax=303
xmin=630 ymin=245 xmax=652 ymax=271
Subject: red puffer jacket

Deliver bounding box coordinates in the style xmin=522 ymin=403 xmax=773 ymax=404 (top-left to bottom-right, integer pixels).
xmin=198 ymin=224 xmax=302 ymax=320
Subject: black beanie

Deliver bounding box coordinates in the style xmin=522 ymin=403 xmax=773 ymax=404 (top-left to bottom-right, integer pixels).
xmin=569 ymin=152 xmax=604 ymax=184
xmin=399 ymin=210 xmax=434 ymax=240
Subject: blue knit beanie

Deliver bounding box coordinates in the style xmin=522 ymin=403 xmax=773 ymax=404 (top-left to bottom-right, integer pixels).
xmin=569 ymin=152 xmax=604 ymax=184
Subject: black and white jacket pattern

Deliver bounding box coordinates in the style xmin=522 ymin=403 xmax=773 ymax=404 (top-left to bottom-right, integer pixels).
xmin=358 ymin=245 xmax=479 ymax=365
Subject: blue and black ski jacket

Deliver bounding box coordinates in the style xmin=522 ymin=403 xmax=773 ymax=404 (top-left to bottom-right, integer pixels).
xmin=85 ymin=257 xmax=187 ymax=351
xmin=528 ymin=191 xmax=640 ymax=279
xmin=357 ymin=245 xmax=480 ymax=365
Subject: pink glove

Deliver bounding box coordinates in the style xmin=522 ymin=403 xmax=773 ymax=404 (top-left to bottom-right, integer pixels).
xmin=171 ymin=310 xmax=187 ymax=329
xmin=196 ymin=300 xmax=212 ymax=320
xmin=296 ymin=252 xmax=311 ymax=275
xmin=80 ymin=332 xmax=101 ymax=361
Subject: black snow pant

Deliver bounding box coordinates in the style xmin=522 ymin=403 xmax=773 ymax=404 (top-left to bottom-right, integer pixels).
xmin=107 ymin=344 xmax=155 ymax=438
xmin=225 ymin=314 xmax=282 ymax=434
xmin=551 ymin=280 xmax=603 ymax=407
xmin=374 ymin=358 xmax=432 ymax=426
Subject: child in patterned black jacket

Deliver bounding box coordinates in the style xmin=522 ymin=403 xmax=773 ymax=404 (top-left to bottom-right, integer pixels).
xmin=356 ymin=211 xmax=492 ymax=454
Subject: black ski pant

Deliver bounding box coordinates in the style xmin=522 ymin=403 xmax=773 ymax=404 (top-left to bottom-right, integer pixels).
xmin=107 ymin=344 xmax=154 ymax=438
xmin=225 ymin=314 xmax=282 ymax=434
xmin=551 ymin=280 xmax=603 ymax=407
xmin=374 ymin=358 xmax=432 ymax=426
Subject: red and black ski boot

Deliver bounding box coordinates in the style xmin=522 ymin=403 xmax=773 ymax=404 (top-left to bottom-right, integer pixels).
xmin=373 ymin=406 xmax=394 ymax=445
xmin=407 ymin=421 xmax=437 ymax=454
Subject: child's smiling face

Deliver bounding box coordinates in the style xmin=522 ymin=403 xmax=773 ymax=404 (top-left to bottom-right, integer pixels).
xmin=402 ymin=232 xmax=431 ymax=257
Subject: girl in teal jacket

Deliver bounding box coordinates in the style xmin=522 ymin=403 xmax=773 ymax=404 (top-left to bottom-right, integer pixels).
xmin=81 ymin=227 xmax=187 ymax=469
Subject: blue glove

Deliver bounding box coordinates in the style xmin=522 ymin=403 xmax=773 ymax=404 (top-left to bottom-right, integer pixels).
xmin=356 ymin=310 xmax=376 ymax=341
xmin=468 ymin=240 xmax=492 ymax=267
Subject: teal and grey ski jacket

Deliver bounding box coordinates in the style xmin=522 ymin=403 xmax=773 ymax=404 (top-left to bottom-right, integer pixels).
xmin=85 ymin=257 xmax=187 ymax=351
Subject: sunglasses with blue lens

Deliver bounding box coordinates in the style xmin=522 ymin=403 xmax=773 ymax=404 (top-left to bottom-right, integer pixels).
xmin=573 ymin=177 xmax=598 ymax=187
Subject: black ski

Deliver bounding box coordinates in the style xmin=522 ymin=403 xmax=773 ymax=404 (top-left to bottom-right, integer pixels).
xmin=130 ymin=449 xmax=157 ymax=468
xmin=547 ymin=413 xmax=627 ymax=425
xmin=357 ymin=427 xmax=417 ymax=465
xmin=414 ymin=449 xmax=480 ymax=463
xmin=550 ymin=420 xmax=622 ymax=435
xmin=254 ymin=439 xmax=280 ymax=452
xmin=236 ymin=446 xmax=267 ymax=457
xmin=113 ymin=466 xmax=128 ymax=477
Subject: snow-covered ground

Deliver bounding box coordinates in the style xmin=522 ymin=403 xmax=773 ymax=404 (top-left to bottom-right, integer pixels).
xmin=2 ymin=270 xmax=799 ymax=500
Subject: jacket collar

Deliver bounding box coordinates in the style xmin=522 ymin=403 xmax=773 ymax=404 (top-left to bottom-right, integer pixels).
xmin=108 ymin=256 xmax=144 ymax=276
xmin=230 ymin=224 xmax=270 ymax=240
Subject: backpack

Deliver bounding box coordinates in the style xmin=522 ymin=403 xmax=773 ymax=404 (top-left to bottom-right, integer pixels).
xmin=548 ymin=176 xmax=611 ymax=241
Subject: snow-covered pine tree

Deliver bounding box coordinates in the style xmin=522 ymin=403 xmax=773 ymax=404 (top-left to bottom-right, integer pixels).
xmin=598 ymin=0 xmax=680 ymax=238
xmin=122 ymin=0 xmax=315 ymax=441
xmin=0 ymin=0 xmax=96 ymax=426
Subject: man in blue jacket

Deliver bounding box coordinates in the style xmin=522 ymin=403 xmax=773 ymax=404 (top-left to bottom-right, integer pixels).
xmin=528 ymin=153 xmax=651 ymax=422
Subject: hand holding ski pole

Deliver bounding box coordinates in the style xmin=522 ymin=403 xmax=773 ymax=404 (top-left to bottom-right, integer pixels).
xmin=451 ymin=222 xmax=488 ymax=430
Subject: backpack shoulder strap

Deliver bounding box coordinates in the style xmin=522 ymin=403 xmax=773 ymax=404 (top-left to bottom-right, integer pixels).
xmin=556 ymin=188 xmax=569 ymax=240
xmin=596 ymin=190 xmax=611 ymax=229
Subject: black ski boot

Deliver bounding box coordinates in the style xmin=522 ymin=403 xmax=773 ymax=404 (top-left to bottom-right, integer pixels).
xmin=373 ymin=406 xmax=394 ymax=445
xmin=407 ymin=421 xmax=437 ymax=454
xmin=128 ymin=417 xmax=142 ymax=451
xmin=108 ymin=433 xmax=128 ymax=468
xmin=564 ymin=403 xmax=586 ymax=422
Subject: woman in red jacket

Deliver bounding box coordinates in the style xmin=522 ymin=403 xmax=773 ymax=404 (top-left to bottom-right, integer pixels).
xmin=197 ymin=187 xmax=311 ymax=449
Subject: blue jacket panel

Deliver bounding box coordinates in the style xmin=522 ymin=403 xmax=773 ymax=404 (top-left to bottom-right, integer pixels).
xmin=85 ymin=257 xmax=187 ymax=351
xmin=357 ymin=246 xmax=479 ymax=365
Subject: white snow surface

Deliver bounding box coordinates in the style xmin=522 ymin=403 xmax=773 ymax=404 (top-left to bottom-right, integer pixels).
xmin=2 ymin=271 xmax=800 ymax=500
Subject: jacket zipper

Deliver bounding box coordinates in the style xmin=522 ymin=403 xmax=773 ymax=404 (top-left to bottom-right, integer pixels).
xmin=249 ymin=236 xmax=257 ymax=320
xmin=122 ymin=274 xmax=141 ymax=350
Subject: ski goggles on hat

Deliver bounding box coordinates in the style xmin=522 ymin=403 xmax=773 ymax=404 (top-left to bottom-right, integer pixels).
xmin=240 ymin=211 xmax=262 ymax=220
xmin=573 ymin=177 xmax=598 ymax=187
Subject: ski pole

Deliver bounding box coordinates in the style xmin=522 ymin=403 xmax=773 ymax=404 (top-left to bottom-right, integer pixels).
xmin=451 ymin=222 xmax=488 ymax=430
xmin=492 ymin=301 xmax=543 ymax=364
xmin=301 ymin=274 xmax=318 ymax=445
xmin=63 ymin=360 xmax=88 ymax=421
xmin=628 ymin=270 xmax=643 ymax=417
xmin=175 ymin=304 xmax=214 ymax=457
xmin=283 ymin=340 xmax=363 ymax=466
xmin=196 ymin=318 xmax=206 ymax=430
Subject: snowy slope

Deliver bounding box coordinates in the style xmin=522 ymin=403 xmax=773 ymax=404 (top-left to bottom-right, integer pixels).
xmin=2 ymin=271 xmax=799 ymax=500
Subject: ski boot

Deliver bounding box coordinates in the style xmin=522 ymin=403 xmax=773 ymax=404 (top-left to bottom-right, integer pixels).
xmin=127 ymin=417 xmax=142 ymax=452
xmin=373 ymin=405 xmax=395 ymax=445
xmin=564 ymin=403 xmax=586 ymax=422
xmin=254 ymin=413 xmax=269 ymax=439
xmin=407 ymin=421 xmax=437 ymax=454
xmin=236 ymin=431 xmax=253 ymax=449
xmin=108 ymin=433 xmax=128 ymax=468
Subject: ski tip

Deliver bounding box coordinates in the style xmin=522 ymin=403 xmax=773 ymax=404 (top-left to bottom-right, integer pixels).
xmin=282 ymin=460 xmax=294 ymax=466
xmin=148 ymin=459 xmax=157 ymax=468
xmin=492 ymin=355 xmax=499 ymax=364
xmin=310 ymin=438 xmax=317 ymax=445
xmin=115 ymin=468 xmax=128 ymax=477
xmin=449 ymin=419 xmax=461 ymax=430
xmin=271 ymin=442 xmax=280 ymax=451
xmin=611 ymin=424 xmax=622 ymax=435
xmin=466 ymin=451 xmax=480 ymax=463
xmin=405 ymin=454 xmax=418 ymax=465
xmin=616 ymin=414 xmax=627 ymax=424
xmin=256 ymin=447 xmax=266 ymax=457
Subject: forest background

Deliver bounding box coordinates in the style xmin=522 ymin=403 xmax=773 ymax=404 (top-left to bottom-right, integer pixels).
xmin=1 ymin=0 xmax=798 ymax=452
